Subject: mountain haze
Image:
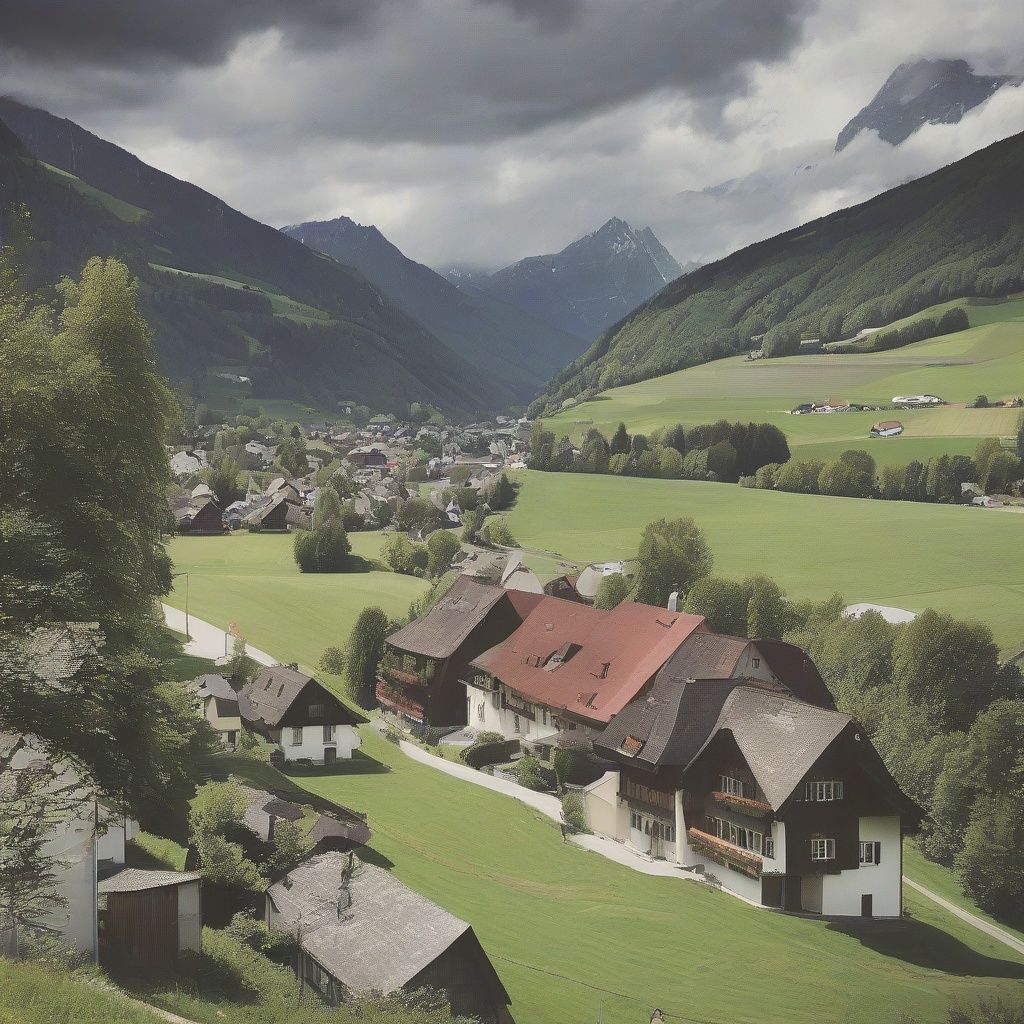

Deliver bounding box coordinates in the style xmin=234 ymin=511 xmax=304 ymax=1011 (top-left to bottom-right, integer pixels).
xmin=447 ymin=217 xmax=684 ymax=342
xmin=836 ymin=58 xmax=1022 ymax=151
xmin=0 ymin=99 xmax=510 ymax=416
xmin=283 ymin=216 xmax=586 ymax=403
xmin=535 ymin=130 xmax=1024 ymax=415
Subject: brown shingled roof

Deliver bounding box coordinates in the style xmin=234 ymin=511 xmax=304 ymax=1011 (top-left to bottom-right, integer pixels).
xmin=384 ymin=576 xmax=509 ymax=660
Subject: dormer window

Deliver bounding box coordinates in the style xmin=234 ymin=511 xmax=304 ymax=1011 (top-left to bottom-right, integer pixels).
xmin=752 ymin=657 xmax=761 ymax=668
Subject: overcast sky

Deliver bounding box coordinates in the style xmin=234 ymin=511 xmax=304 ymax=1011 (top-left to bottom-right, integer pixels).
xmin=1 ymin=0 xmax=1022 ymax=269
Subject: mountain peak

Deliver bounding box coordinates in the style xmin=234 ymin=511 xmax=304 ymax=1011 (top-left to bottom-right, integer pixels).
xmin=836 ymin=57 xmax=1022 ymax=151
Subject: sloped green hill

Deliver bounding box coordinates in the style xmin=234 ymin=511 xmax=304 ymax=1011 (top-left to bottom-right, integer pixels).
xmin=0 ymin=99 xmax=505 ymax=416
xmin=535 ymin=130 xmax=1024 ymax=415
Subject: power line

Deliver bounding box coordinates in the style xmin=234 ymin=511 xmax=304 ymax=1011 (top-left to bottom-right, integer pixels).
xmin=488 ymin=951 xmax=727 ymax=1024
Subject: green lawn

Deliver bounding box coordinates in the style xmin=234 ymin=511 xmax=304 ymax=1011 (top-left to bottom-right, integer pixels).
xmin=502 ymin=471 xmax=1024 ymax=651
xmin=544 ymin=295 xmax=1024 ymax=467
xmin=165 ymin=532 xmax=428 ymax=686
xmin=904 ymin=843 xmax=1024 ymax=947
xmin=219 ymin=737 xmax=1024 ymax=1024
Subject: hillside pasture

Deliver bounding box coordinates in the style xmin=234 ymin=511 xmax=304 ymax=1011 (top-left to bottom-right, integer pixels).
xmin=165 ymin=531 xmax=427 ymax=684
xmin=502 ymin=470 xmax=1024 ymax=650
xmin=544 ymin=296 xmax=1024 ymax=467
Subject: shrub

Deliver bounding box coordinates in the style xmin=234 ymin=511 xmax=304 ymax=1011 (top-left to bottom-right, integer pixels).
xmin=223 ymin=909 xmax=296 ymax=964
xmin=561 ymin=792 xmax=590 ymax=834
xmin=485 ymin=518 xmax=517 ymax=546
xmin=515 ymin=755 xmax=555 ymax=791
xmin=461 ymin=739 xmax=519 ymax=769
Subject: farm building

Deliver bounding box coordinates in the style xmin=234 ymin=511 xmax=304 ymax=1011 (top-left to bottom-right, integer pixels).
xmin=265 ymin=854 xmax=513 ymax=1023
xmin=870 ymin=421 xmax=904 ymax=437
xmin=97 ymin=869 xmax=202 ymax=971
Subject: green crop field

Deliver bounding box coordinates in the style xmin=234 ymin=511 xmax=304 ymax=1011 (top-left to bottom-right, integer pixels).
xmin=219 ymin=737 xmax=1024 ymax=1024
xmin=544 ymin=296 xmax=1024 ymax=467
xmin=165 ymin=532 xmax=428 ymax=679
xmin=502 ymin=470 xmax=1024 ymax=650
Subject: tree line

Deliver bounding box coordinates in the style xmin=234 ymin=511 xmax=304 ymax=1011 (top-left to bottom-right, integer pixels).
xmin=529 ymin=419 xmax=791 ymax=483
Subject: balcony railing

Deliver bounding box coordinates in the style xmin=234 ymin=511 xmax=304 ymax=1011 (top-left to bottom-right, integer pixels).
xmin=379 ymin=652 xmax=437 ymax=687
xmin=710 ymin=790 xmax=773 ymax=819
xmin=501 ymin=694 xmax=535 ymax=721
xmin=375 ymin=680 xmax=426 ymax=722
xmin=381 ymin=665 xmax=431 ymax=688
xmin=687 ymin=827 xmax=763 ymax=879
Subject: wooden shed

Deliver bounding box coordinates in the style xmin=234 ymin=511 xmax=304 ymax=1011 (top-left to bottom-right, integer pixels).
xmin=97 ymin=869 xmax=202 ymax=972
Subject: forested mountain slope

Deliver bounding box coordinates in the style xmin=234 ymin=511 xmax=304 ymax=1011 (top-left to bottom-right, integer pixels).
xmin=0 ymin=99 xmax=504 ymax=416
xmin=284 ymin=216 xmax=586 ymax=403
xmin=534 ymin=130 xmax=1024 ymax=416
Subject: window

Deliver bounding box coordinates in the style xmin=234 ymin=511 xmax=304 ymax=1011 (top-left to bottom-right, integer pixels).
xmin=763 ymin=838 xmax=775 ymax=859
xmin=308 ymin=703 xmax=325 ymax=719
xmin=227 ymin=730 xmax=238 ymax=745
xmin=804 ymin=780 xmax=844 ymax=802
xmin=290 ymin=727 xmax=303 ymax=746
xmin=513 ymin=713 xmax=521 ymax=734
xmin=708 ymin=816 xmax=725 ymax=839
xmin=752 ymin=657 xmax=761 ymax=669
xmin=811 ymin=838 xmax=835 ymax=861
xmin=660 ymin=822 xmax=676 ymax=844
xmin=477 ymin=702 xmax=485 ymax=722
xmin=859 ymin=841 xmax=881 ymax=865
xmin=630 ymin=810 xmax=643 ymax=831
xmin=720 ymin=775 xmax=745 ymax=797
xmin=322 ymin=724 xmax=336 ymax=743
xmin=728 ymin=823 xmax=763 ymax=853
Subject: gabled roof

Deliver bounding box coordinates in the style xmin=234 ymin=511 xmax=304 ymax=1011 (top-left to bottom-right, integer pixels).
xmin=195 ymin=674 xmax=237 ymax=702
xmin=690 ymin=687 xmax=853 ymax=810
xmin=267 ymin=854 xmax=478 ymax=995
xmin=239 ymin=666 xmax=364 ymax=729
xmin=471 ymin=600 xmax=704 ymax=724
xmin=308 ymin=813 xmax=372 ymax=849
xmin=385 ymin=576 xmax=509 ymax=660
xmin=98 ymin=868 xmax=201 ymax=893
xmin=660 ymin=632 xmax=753 ymax=681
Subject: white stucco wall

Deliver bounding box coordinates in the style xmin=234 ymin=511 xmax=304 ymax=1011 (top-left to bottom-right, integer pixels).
xmin=463 ymin=683 xmax=558 ymax=743
xmin=279 ymin=724 xmax=360 ymax=762
xmin=203 ymin=696 xmax=241 ymax=736
xmin=801 ymin=874 xmax=824 ymax=914
xmin=712 ymin=862 xmax=763 ymax=903
xmin=583 ymin=771 xmax=628 ymax=841
xmin=821 ymin=816 xmax=902 ymax=917
xmin=734 ymin=645 xmax=781 ymax=684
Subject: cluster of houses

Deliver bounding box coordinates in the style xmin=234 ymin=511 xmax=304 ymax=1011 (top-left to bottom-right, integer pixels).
xmin=377 ymin=577 xmax=920 ymax=918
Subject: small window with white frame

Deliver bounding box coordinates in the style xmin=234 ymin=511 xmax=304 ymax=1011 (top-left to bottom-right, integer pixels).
xmin=720 ymin=774 xmax=745 ymax=797
xmin=630 ymin=810 xmax=643 ymax=831
xmin=804 ymin=780 xmax=844 ymax=802
xmin=859 ymin=841 xmax=877 ymax=864
xmin=811 ymin=838 xmax=835 ymax=861
xmin=322 ymin=724 xmax=335 ymax=743
xmin=763 ymin=837 xmax=775 ymax=858
xmin=290 ymin=726 xmax=303 ymax=746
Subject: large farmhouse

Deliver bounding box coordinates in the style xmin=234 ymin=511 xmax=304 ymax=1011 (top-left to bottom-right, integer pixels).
xmin=377 ymin=577 xmax=542 ymax=728
xmin=239 ymin=666 xmax=366 ymax=764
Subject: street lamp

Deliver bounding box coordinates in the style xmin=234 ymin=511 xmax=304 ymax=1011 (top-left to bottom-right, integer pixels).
xmin=171 ymin=571 xmax=190 ymax=639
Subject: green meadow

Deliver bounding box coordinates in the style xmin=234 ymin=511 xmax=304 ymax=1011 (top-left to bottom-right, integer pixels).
xmin=503 ymin=470 xmax=1024 ymax=651
xmin=217 ymin=736 xmax=1024 ymax=1024
xmin=544 ymin=296 xmax=1024 ymax=467
xmin=165 ymin=532 xmax=428 ymax=678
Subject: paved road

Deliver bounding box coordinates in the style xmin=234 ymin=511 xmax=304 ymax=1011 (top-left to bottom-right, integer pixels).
xmin=904 ymin=876 xmax=1024 ymax=957
xmin=161 ymin=604 xmax=277 ymax=667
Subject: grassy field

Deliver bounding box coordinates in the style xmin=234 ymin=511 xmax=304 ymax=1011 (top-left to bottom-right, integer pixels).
xmin=544 ymin=296 xmax=1024 ymax=467
xmin=41 ymin=161 xmax=149 ymax=223
xmin=165 ymin=532 xmax=428 ymax=681
xmin=218 ymin=738 xmax=1024 ymax=1024
xmin=502 ymin=470 xmax=1024 ymax=650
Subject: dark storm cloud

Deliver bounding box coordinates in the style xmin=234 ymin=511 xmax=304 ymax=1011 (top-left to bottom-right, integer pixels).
xmin=0 ymin=0 xmax=396 ymax=68
xmin=476 ymin=0 xmax=584 ymax=30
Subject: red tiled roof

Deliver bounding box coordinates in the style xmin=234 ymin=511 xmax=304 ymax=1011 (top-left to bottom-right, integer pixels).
xmin=471 ymin=599 xmax=704 ymax=724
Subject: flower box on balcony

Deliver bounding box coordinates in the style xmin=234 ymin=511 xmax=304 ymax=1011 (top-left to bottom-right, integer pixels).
xmin=711 ymin=790 xmax=773 ymax=818
xmin=384 ymin=666 xmax=428 ymax=688
xmin=375 ymin=680 xmax=425 ymax=722
xmin=687 ymin=827 xmax=763 ymax=879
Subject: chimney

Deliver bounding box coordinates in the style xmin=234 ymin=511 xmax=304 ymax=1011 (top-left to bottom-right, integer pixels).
xmin=667 ymin=592 xmax=680 ymax=612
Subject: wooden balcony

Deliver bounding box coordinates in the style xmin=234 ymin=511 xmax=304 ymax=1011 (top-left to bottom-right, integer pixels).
xmin=381 ymin=665 xmax=431 ymax=688
xmin=687 ymin=827 xmax=763 ymax=879
xmin=710 ymin=790 xmax=773 ymax=819
xmin=375 ymin=680 xmax=426 ymax=722
xmin=501 ymin=694 xmax=535 ymax=721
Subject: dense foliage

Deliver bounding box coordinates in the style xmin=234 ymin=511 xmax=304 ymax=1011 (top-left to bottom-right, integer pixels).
xmin=534 ymin=131 xmax=1024 ymax=413
xmin=293 ymin=489 xmax=352 ymax=573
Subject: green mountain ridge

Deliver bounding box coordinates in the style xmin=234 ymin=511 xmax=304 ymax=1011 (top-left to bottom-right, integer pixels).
xmin=0 ymin=98 xmax=508 ymax=417
xmin=534 ymin=129 xmax=1024 ymax=416
xmin=283 ymin=216 xmax=587 ymax=404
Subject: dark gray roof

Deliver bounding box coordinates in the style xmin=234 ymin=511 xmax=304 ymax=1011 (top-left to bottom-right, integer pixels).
xmin=98 ymin=868 xmax=201 ymax=893
xmin=19 ymin=624 xmax=102 ymax=691
xmin=263 ymin=797 xmax=305 ymax=821
xmin=385 ymin=576 xmax=507 ymax=659
xmin=596 ymin=674 xmax=789 ymax=768
xmin=195 ymin=674 xmax=237 ymax=701
xmin=239 ymin=666 xmax=314 ymax=728
xmin=691 ymin=687 xmax=852 ymax=810
xmin=659 ymin=631 xmax=752 ymax=681
xmin=267 ymin=854 xmax=469 ymax=993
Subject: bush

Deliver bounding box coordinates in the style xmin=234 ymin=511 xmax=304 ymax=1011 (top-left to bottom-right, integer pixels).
xmin=223 ymin=910 xmax=295 ymax=964
xmin=971 ymin=395 xmax=990 ymax=408
xmin=561 ymin=792 xmax=590 ymax=834
xmin=515 ymin=755 xmax=555 ymax=791
xmin=485 ymin=518 xmax=517 ymax=546
xmin=461 ymin=739 xmax=519 ymax=769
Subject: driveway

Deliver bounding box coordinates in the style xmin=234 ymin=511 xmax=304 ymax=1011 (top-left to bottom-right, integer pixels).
xmin=161 ymin=604 xmax=277 ymax=667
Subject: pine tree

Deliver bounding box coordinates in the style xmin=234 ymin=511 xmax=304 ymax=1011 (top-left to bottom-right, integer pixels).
xmin=609 ymin=422 xmax=631 ymax=455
